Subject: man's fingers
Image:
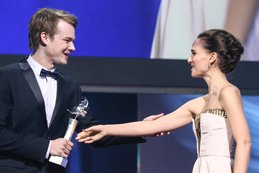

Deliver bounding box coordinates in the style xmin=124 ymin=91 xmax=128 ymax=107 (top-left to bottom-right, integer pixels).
xmin=50 ymin=138 xmax=74 ymax=157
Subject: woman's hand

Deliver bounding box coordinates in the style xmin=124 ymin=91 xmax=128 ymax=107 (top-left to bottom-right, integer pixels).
xmin=76 ymin=125 xmax=107 ymax=143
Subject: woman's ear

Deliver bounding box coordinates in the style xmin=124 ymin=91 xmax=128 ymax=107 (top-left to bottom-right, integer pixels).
xmin=209 ymin=52 xmax=217 ymax=65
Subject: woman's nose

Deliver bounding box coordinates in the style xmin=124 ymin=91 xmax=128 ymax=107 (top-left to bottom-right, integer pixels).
xmin=187 ymin=57 xmax=192 ymax=63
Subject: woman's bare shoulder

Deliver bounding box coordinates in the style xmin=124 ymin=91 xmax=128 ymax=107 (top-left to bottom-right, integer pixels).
xmin=184 ymin=95 xmax=207 ymax=115
xmin=220 ymin=84 xmax=241 ymax=98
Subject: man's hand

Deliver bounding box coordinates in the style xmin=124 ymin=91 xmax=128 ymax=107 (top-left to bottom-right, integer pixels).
xmin=50 ymin=138 xmax=73 ymax=158
xmin=143 ymin=113 xmax=170 ymax=137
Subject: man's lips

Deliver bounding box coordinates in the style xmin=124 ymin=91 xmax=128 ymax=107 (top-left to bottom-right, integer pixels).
xmin=63 ymin=52 xmax=70 ymax=56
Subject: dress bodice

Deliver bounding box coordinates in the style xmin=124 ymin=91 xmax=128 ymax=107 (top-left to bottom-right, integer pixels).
xmin=192 ymin=109 xmax=235 ymax=158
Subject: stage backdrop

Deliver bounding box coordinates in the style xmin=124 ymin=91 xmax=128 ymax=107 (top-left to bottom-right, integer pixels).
xmin=1 ymin=1 xmax=258 ymax=173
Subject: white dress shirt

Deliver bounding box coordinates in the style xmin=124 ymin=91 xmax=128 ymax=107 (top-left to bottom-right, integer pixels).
xmin=27 ymin=56 xmax=57 ymax=159
xmin=27 ymin=56 xmax=57 ymax=127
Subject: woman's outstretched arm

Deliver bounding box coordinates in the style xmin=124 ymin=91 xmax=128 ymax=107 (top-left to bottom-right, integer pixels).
xmin=76 ymin=98 xmax=200 ymax=143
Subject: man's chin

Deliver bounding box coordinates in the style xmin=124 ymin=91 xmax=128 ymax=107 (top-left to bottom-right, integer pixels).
xmin=60 ymin=58 xmax=68 ymax=65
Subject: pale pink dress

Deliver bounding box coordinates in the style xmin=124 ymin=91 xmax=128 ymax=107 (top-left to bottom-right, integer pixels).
xmin=192 ymin=109 xmax=235 ymax=173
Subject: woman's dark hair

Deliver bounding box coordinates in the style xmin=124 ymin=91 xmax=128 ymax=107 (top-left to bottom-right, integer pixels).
xmin=197 ymin=29 xmax=244 ymax=73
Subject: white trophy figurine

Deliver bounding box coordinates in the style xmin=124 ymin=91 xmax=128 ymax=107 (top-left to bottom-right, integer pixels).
xmin=49 ymin=98 xmax=89 ymax=167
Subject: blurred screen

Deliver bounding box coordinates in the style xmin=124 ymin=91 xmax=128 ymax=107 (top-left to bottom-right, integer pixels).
xmin=0 ymin=0 xmax=160 ymax=58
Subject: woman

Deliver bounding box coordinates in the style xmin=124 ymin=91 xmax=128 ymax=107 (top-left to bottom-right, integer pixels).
xmin=76 ymin=29 xmax=251 ymax=173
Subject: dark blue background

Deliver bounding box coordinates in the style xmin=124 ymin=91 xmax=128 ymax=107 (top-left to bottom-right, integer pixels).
xmin=1 ymin=0 xmax=160 ymax=58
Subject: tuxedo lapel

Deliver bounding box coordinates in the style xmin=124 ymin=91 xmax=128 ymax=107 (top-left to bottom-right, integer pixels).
xmin=19 ymin=61 xmax=47 ymax=124
xmin=49 ymin=72 xmax=65 ymax=126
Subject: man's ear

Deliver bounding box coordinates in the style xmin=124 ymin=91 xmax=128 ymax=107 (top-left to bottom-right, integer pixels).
xmin=39 ymin=32 xmax=48 ymax=47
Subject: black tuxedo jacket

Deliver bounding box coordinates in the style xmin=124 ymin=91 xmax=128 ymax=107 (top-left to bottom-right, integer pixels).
xmin=0 ymin=59 xmax=144 ymax=173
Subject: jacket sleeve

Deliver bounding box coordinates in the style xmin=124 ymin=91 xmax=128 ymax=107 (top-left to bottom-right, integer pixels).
xmin=65 ymin=74 xmax=146 ymax=147
xmin=75 ymin=108 xmax=146 ymax=147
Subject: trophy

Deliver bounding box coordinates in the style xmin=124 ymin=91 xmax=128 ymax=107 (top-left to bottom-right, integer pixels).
xmin=49 ymin=98 xmax=89 ymax=167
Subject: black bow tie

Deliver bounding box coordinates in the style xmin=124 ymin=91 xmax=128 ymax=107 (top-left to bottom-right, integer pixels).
xmin=40 ymin=69 xmax=59 ymax=80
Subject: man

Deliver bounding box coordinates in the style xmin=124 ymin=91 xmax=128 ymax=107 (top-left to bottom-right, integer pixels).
xmin=0 ymin=8 xmax=145 ymax=173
